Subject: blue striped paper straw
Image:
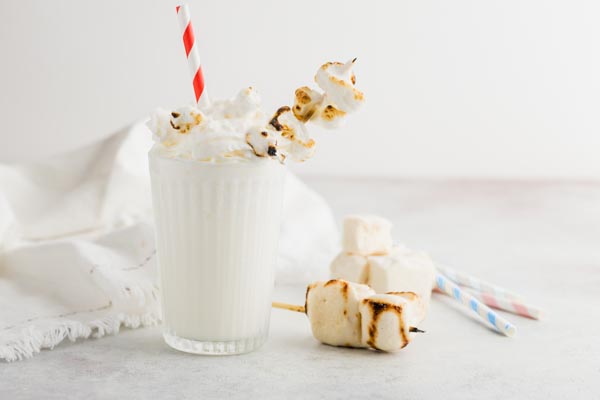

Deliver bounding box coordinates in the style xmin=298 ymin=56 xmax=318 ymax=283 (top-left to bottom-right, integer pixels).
xmin=435 ymin=273 xmax=517 ymax=337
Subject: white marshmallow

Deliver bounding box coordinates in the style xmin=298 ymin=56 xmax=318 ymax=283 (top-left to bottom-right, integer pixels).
xmin=314 ymin=59 xmax=365 ymax=113
xmin=329 ymin=253 xmax=369 ymax=284
xmin=292 ymin=86 xmax=324 ymax=122
xmin=245 ymin=127 xmax=278 ymax=158
xmin=342 ymin=215 xmax=393 ymax=255
xmin=359 ymin=292 xmax=424 ymax=351
xmin=367 ymin=245 xmax=436 ymax=308
xmin=269 ymin=106 xmax=316 ymax=162
xmin=170 ymin=105 xmax=205 ymax=134
xmin=305 ymin=279 xmax=374 ymax=348
xmin=147 ymin=108 xmax=182 ymax=148
xmin=292 ymin=86 xmax=348 ymax=130
xmin=311 ymin=95 xmax=347 ymax=130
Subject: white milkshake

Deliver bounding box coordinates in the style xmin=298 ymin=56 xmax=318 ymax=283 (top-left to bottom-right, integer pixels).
xmin=147 ymin=59 xmax=364 ymax=355
xmin=150 ymin=153 xmax=285 ymax=354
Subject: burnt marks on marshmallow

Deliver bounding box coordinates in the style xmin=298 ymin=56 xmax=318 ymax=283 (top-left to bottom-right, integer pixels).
xmin=293 ymin=87 xmax=323 ymax=122
xmin=269 ymin=106 xmax=291 ymax=132
xmin=168 ymin=107 xmax=204 ymax=134
xmin=246 ymin=129 xmax=278 ymax=159
xmin=362 ymin=299 xmax=408 ymax=351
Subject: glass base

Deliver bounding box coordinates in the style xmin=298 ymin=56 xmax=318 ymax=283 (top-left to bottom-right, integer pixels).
xmin=163 ymin=332 xmax=267 ymax=355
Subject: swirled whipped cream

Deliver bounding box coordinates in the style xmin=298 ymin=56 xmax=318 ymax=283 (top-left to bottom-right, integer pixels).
xmin=147 ymin=59 xmax=364 ymax=163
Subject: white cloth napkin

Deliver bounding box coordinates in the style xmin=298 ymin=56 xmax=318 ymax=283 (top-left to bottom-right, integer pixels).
xmin=0 ymin=122 xmax=338 ymax=362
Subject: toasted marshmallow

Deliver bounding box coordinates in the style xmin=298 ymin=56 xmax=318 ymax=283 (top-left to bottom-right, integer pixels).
xmin=386 ymin=291 xmax=428 ymax=324
xmin=330 ymin=253 xmax=369 ymax=284
xmin=169 ymin=105 xmax=205 ymax=134
xmin=292 ymin=86 xmax=323 ymax=122
xmin=245 ymin=127 xmax=278 ymax=158
xmin=315 ymin=59 xmax=364 ymax=113
xmin=311 ymin=95 xmax=347 ymax=129
xmin=148 ymin=60 xmax=365 ymax=163
xmin=342 ymin=215 xmax=393 ymax=255
xmin=367 ymin=245 xmax=436 ymax=307
xmin=292 ymin=87 xmax=347 ymax=129
xmin=359 ymin=292 xmax=424 ymax=351
xmin=305 ymin=279 xmax=375 ymax=348
xmin=269 ymin=106 xmax=316 ymax=162
xmin=147 ymin=108 xmax=183 ymax=148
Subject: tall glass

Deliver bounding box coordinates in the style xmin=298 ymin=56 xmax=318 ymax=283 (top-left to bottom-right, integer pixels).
xmin=149 ymin=151 xmax=286 ymax=355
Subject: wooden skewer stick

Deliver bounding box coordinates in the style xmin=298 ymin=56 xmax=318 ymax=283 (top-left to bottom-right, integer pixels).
xmin=272 ymin=301 xmax=425 ymax=333
xmin=272 ymin=301 xmax=305 ymax=313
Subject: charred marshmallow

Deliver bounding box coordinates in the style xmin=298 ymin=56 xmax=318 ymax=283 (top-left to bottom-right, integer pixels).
xmin=305 ymin=280 xmax=374 ymax=348
xmin=359 ymin=292 xmax=425 ymax=351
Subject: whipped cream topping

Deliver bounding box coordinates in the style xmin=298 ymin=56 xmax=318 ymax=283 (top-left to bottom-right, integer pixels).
xmin=147 ymin=60 xmax=364 ymax=163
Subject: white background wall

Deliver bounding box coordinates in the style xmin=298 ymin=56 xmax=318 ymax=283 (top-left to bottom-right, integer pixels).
xmin=1 ymin=0 xmax=599 ymax=179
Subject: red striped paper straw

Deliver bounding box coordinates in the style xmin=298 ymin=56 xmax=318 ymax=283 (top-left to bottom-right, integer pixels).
xmin=463 ymin=286 xmax=543 ymax=320
xmin=176 ymin=4 xmax=205 ymax=103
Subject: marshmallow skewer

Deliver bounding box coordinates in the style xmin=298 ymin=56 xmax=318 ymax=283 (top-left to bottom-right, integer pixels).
xmin=436 ymin=264 xmax=525 ymax=301
xmin=461 ymin=287 xmax=543 ymax=320
xmin=271 ymin=301 xmax=425 ymax=332
xmin=272 ymin=301 xmax=305 ymax=313
xmin=435 ymin=273 xmax=517 ymax=337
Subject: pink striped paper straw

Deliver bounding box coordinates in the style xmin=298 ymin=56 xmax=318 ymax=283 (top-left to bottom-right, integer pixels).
xmin=176 ymin=4 xmax=205 ymax=103
xmin=463 ymin=286 xmax=543 ymax=320
xmin=436 ymin=264 xmax=524 ymax=301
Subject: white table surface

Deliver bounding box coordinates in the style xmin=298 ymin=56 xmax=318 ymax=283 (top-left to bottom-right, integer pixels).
xmin=2 ymin=178 xmax=599 ymax=399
